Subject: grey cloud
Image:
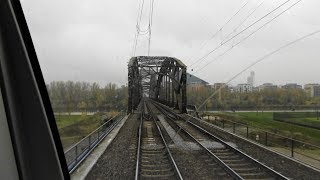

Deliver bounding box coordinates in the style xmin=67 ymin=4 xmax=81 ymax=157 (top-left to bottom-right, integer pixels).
xmin=21 ymin=0 xmax=320 ymax=86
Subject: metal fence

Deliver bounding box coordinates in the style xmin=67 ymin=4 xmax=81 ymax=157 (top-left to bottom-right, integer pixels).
xmin=64 ymin=111 xmax=126 ymax=173
xmin=204 ymin=115 xmax=320 ymax=169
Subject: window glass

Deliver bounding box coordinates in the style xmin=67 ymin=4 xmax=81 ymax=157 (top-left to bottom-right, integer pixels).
xmin=19 ymin=0 xmax=320 ymax=174
xmin=20 ymin=0 xmax=129 ymax=151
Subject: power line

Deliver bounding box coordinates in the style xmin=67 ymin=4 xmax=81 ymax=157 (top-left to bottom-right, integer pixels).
xmin=191 ymin=0 xmax=292 ymax=68
xmin=148 ymin=0 xmax=155 ymax=56
xmin=133 ymin=0 xmax=145 ymax=54
xmin=138 ymin=26 xmax=149 ymax=33
xmin=194 ymin=0 xmax=302 ymax=74
xmin=139 ymin=30 xmax=150 ymax=35
xmin=221 ymin=0 xmax=291 ymax=45
xmin=132 ymin=0 xmax=155 ymax=57
xmin=199 ymin=0 xmax=252 ymax=50
xmin=190 ymin=0 xmax=292 ymax=68
xmin=132 ymin=0 xmax=145 ymax=56
xmin=174 ymin=29 xmax=320 ymax=145
xmin=222 ymin=0 xmax=266 ymax=42
xmin=195 ymin=29 xmax=320 ymax=113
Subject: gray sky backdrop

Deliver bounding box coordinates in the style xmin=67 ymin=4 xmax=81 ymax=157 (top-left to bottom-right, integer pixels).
xmin=20 ymin=0 xmax=320 ymax=86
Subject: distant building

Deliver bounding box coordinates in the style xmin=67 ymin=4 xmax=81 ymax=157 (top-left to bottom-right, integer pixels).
xmin=213 ymin=83 xmax=227 ymax=90
xmin=228 ymin=86 xmax=236 ymax=93
xmin=213 ymin=83 xmax=228 ymax=100
xmin=304 ymin=84 xmax=320 ymax=97
xmin=187 ymin=73 xmax=209 ymax=90
xmin=247 ymin=71 xmax=255 ymax=87
xmin=258 ymin=83 xmax=278 ymax=91
xmin=236 ymin=83 xmax=252 ymax=93
xmin=252 ymin=87 xmax=259 ymax=92
xmin=281 ymin=83 xmax=302 ymax=90
xmin=313 ymin=86 xmax=320 ymax=97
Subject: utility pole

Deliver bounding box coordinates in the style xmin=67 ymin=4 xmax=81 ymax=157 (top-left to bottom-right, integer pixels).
xmin=317 ymin=104 xmax=319 ymax=120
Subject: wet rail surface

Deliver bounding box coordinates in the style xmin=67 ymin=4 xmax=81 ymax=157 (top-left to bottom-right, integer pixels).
xmin=135 ymin=101 xmax=182 ymax=179
xmin=151 ymin=100 xmax=289 ymax=180
xmin=85 ymin=100 xmax=317 ymax=179
xmin=147 ymin=101 xmax=232 ymax=179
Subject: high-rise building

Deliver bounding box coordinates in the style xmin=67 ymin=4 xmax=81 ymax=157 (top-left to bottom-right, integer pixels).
xmin=313 ymin=86 xmax=320 ymax=97
xmin=236 ymin=83 xmax=253 ymax=93
xmin=247 ymin=71 xmax=255 ymax=87
xmin=304 ymin=84 xmax=320 ymax=97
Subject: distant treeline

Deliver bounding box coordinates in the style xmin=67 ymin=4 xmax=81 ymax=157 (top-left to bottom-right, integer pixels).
xmin=187 ymin=86 xmax=320 ymax=111
xmin=47 ymin=81 xmax=128 ymax=113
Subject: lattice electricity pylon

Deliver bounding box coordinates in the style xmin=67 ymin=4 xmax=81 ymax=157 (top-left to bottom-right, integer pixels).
xmin=128 ymin=56 xmax=187 ymax=113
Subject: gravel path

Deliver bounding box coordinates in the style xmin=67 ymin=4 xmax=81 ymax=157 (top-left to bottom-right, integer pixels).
xmin=86 ymin=113 xmax=139 ymax=179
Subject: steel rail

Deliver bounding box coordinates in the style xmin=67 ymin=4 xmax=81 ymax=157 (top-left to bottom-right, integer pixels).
xmin=134 ymin=110 xmax=143 ymax=180
xmin=154 ymin=102 xmax=289 ymax=180
xmin=145 ymin=101 xmax=184 ymax=180
xmin=152 ymin=102 xmax=243 ymax=180
xmin=187 ymin=119 xmax=289 ymax=180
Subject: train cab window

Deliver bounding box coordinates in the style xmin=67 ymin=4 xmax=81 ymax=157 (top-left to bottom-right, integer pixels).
xmin=15 ymin=0 xmax=320 ymax=179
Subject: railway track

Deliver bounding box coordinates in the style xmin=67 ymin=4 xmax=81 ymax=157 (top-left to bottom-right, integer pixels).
xmin=152 ymin=100 xmax=289 ymax=180
xmin=135 ymin=100 xmax=183 ymax=180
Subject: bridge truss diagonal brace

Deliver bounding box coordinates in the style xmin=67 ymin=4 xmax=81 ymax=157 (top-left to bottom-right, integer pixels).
xmin=128 ymin=56 xmax=187 ymax=113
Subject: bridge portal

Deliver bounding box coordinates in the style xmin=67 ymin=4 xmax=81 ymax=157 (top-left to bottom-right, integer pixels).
xmin=128 ymin=56 xmax=187 ymax=113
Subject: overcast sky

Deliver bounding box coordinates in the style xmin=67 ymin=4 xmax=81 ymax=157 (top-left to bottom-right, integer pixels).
xmin=20 ymin=0 xmax=320 ymax=86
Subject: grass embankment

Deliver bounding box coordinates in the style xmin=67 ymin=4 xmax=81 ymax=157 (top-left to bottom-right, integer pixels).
xmin=55 ymin=115 xmax=85 ymax=129
xmin=280 ymin=117 xmax=320 ymax=130
xmin=210 ymin=112 xmax=320 ymax=145
xmin=56 ymin=112 xmax=118 ymax=149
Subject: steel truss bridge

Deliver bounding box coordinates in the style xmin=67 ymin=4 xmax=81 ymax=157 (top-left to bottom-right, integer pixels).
xmin=128 ymin=56 xmax=187 ymax=113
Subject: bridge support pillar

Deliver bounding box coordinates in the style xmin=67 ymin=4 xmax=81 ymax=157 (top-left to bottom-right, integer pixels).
xmin=181 ymin=67 xmax=187 ymax=113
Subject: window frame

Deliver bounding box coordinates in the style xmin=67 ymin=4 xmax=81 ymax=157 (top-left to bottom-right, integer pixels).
xmin=0 ymin=0 xmax=69 ymax=179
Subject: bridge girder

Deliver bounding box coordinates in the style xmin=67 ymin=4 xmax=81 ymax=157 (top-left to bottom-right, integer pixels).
xmin=128 ymin=56 xmax=187 ymax=113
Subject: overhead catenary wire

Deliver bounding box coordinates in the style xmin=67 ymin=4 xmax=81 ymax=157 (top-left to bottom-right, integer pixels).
xmin=221 ymin=0 xmax=292 ymax=45
xmin=190 ymin=0 xmax=293 ymax=68
xmin=132 ymin=0 xmax=146 ymax=56
xmin=168 ymin=30 xmax=320 ymax=146
xmin=139 ymin=30 xmax=150 ymax=35
xmin=132 ymin=0 xmax=155 ymax=57
xmin=138 ymin=27 xmax=150 ymax=33
xmin=148 ymin=0 xmax=155 ymax=56
xmin=133 ymin=0 xmax=145 ymax=54
xmin=195 ymin=29 xmax=320 ymax=113
xmin=193 ymin=0 xmax=302 ymax=74
xmin=220 ymin=0 xmax=252 ymax=31
xmin=199 ymin=0 xmax=252 ymax=50
xmin=166 ymin=1 xmax=316 ymax=153
xmin=191 ymin=0 xmax=292 ymax=68
xmin=222 ymin=0 xmax=267 ymax=42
